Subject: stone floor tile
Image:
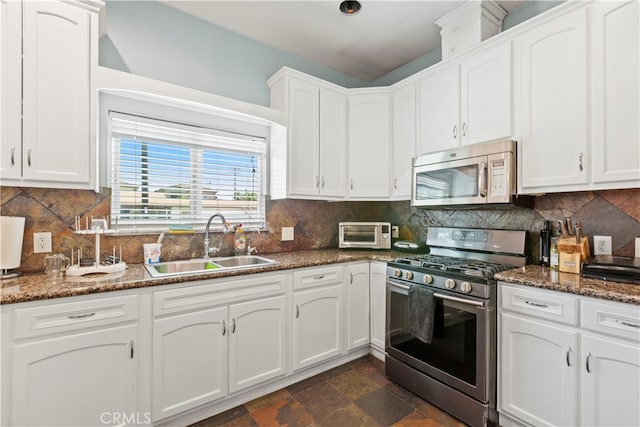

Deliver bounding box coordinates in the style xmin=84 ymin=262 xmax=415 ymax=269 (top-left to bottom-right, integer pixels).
xmin=353 ymin=388 xmax=414 ymax=426
xmin=326 ymin=367 xmax=382 ymax=401
xmin=245 ymin=389 xmax=294 ymax=413
xmin=290 ymin=381 xmax=352 ymax=423
xmin=197 ymin=405 xmax=251 ymax=427
xmin=250 ymin=399 xmax=314 ymax=427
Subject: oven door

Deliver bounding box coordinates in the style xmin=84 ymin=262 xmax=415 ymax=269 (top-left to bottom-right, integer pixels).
xmin=412 ymin=155 xmax=488 ymax=207
xmin=385 ymin=277 xmax=494 ymax=403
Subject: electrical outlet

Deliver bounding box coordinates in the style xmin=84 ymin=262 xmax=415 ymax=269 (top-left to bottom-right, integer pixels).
xmin=33 ymin=232 xmax=52 ymax=253
xmin=635 ymin=238 xmax=640 ymax=258
xmin=593 ymin=235 xmax=612 ymax=256
xmin=392 ymin=226 xmax=399 ymax=239
xmin=281 ymin=227 xmax=294 ymax=241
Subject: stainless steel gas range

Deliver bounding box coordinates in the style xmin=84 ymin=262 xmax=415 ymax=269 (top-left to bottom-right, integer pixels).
xmin=385 ymin=227 xmax=527 ymax=427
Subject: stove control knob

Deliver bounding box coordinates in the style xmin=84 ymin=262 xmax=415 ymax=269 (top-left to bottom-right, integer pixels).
xmin=423 ymin=274 xmax=433 ymax=284
xmin=445 ymin=278 xmax=456 ymax=289
xmin=460 ymin=282 xmax=472 ymax=293
xmin=393 ymin=269 xmax=402 ymax=278
xmin=405 ymin=271 xmax=414 ymax=280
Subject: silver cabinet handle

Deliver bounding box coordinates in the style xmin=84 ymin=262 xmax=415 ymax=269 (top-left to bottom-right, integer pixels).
xmin=68 ymin=312 xmax=96 ymax=319
xmin=579 ymin=153 xmax=583 ymax=171
xmin=524 ymin=300 xmax=549 ymax=308
xmin=222 ymin=320 xmax=226 ymax=336
xmin=10 ymin=146 xmax=15 ymax=165
xmin=321 ymin=177 xmax=325 ymax=188
xmin=615 ymin=319 xmax=640 ymax=329
xmin=231 ymin=318 xmax=236 ymax=333
xmin=566 ymin=347 xmax=572 ymax=367
xmin=586 ymin=352 xmax=592 ymax=373
xmin=350 ymin=179 xmax=354 ymax=190
xmin=315 ymin=176 xmax=319 ymax=188
xmin=478 ymin=162 xmax=487 ymax=198
xmin=27 ymin=147 xmax=31 ymax=167
xmin=462 ymin=122 xmax=467 ymax=137
xmin=313 ymin=275 xmax=325 ymax=280
xmin=350 ymin=272 xmax=353 ymax=284
xmin=393 ymin=178 xmax=398 ymax=190
xmin=296 ymin=304 xmax=300 ymax=318
xmin=130 ymin=340 xmax=134 ymax=359
xmin=453 ymin=125 xmax=457 ymax=139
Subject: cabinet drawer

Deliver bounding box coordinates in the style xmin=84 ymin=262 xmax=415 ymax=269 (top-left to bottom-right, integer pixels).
xmin=582 ymin=299 xmax=640 ymax=343
xmin=293 ymin=265 xmax=344 ymax=290
xmin=500 ymin=283 xmax=578 ymax=326
xmin=13 ymin=294 xmax=138 ymax=339
xmin=154 ymin=273 xmax=287 ymax=316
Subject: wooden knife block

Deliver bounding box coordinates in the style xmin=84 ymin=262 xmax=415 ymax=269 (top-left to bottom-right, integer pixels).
xmin=558 ymin=237 xmax=591 ymax=274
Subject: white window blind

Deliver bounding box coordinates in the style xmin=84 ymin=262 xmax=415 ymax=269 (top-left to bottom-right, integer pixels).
xmin=109 ymin=112 xmax=266 ymax=232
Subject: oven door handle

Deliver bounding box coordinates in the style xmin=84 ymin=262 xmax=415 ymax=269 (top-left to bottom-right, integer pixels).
xmin=388 ymin=281 xmax=485 ymax=309
xmin=434 ymin=292 xmax=485 ymax=308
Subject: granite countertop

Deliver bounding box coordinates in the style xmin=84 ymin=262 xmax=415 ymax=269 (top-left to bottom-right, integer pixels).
xmin=0 ymin=249 xmax=401 ymax=305
xmin=495 ymin=265 xmax=640 ymax=306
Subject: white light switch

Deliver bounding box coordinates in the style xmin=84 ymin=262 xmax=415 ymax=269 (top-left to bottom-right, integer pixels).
xmin=282 ymin=227 xmax=294 ymax=241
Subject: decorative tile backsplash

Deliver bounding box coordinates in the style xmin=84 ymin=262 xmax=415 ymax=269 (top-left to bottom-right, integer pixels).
xmin=1 ymin=186 xmax=638 ymax=273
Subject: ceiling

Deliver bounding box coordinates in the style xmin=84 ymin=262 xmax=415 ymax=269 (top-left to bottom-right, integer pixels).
xmin=161 ymin=1 xmax=526 ymax=82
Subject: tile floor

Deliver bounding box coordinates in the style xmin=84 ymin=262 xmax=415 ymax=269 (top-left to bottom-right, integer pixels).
xmin=190 ymin=355 xmax=466 ymax=427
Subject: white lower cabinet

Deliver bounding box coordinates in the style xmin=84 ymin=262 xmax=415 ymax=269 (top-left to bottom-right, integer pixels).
xmin=152 ymin=274 xmax=287 ymax=422
xmin=9 ymin=295 xmax=138 ymax=427
xmin=499 ymin=283 xmax=640 ymax=427
xmin=369 ymin=261 xmax=387 ymax=359
xmin=292 ymin=266 xmax=344 ymax=370
xmin=346 ymin=263 xmax=370 ymax=351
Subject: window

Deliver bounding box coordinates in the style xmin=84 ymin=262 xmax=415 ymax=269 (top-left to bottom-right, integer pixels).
xmin=108 ymin=112 xmax=266 ymax=232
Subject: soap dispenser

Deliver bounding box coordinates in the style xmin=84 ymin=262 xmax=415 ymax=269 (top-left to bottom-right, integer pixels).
xmin=234 ymin=224 xmax=246 ymax=255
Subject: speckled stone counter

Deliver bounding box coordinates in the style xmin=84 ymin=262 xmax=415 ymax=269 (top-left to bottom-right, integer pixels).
xmin=495 ymin=265 xmax=640 ymax=306
xmin=0 ymin=249 xmax=401 ymax=305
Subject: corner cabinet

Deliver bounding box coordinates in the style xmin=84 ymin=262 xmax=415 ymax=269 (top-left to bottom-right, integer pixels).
xmin=498 ymin=283 xmax=640 ymax=427
xmin=347 ymin=91 xmax=392 ymax=198
xmin=417 ymin=41 xmax=512 ymax=155
xmin=267 ymin=69 xmax=346 ymax=199
xmin=0 ymin=0 xmax=100 ymax=189
xmin=391 ymin=84 xmax=417 ymax=199
xmin=346 ymin=263 xmax=370 ymax=351
xmin=369 ymin=261 xmax=387 ymax=360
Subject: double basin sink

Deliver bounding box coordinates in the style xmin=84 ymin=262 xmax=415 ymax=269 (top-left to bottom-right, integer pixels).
xmin=144 ymin=255 xmax=277 ymax=278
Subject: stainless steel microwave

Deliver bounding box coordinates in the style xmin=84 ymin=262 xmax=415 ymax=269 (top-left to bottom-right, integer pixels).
xmin=412 ymin=139 xmax=522 ymax=207
xmin=339 ymin=222 xmax=391 ymax=249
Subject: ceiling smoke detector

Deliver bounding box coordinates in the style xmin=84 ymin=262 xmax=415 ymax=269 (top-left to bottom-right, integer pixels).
xmin=339 ymin=1 xmax=361 ymax=15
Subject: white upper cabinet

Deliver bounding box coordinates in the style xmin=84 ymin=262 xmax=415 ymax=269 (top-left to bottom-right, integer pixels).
xmin=390 ymin=84 xmax=416 ymax=199
xmin=1 ymin=0 xmax=99 ymax=189
xmin=268 ymin=70 xmax=346 ymax=200
xmin=348 ymin=92 xmax=391 ymax=198
xmin=516 ymin=8 xmax=589 ymax=191
xmin=590 ymin=0 xmax=640 ymax=188
xmin=417 ymin=41 xmax=512 ymax=155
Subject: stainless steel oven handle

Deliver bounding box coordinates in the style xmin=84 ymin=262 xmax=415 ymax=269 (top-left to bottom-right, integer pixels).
xmin=478 ymin=162 xmax=487 ymax=198
xmin=387 ymin=280 xmax=484 ymax=308
xmin=434 ymin=292 xmax=485 ymax=308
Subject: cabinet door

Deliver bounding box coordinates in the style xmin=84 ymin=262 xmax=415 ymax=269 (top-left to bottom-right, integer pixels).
xmin=22 ymin=1 xmax=92 ymax=186
xmin=12 ymin=325 xmax=137 ymax=427
xmin=369 ymin=262 xmax=387 ymax=357
xmin=228 ymin=295 xmax=286 ymax=393
xmin=0 ymin=0 xmax=21 ymax=182
xmin=348 ymin=93 xmax=391 ymax=198
xmin=288 ymin=78 xmax=320 ymax=196
xmin=152 ymin=307 xmax=228 ymax=421
xmin=346 ymin=263 xmax=370 ymax=351
xmin=590 ymin=1 xmax=640 ymax=186
xmin=581 ymin=333 xmax=640 ymax=427
xmin=517 ymin=8 xmax=589 ymax=191
xmin=417 ymin=66 xmax=460 ymax=154
xmin=500 ymin=312 xmax=578 ymax=427
xmin=391 ymin=84 xmax=416 ymax=199
xmin=461 ymin=42 xmax=512 ymax=146
xmin=319 ymin=87 xmax=346 ymax=197
xmin=293 ymin=284 xmax=343 ymax=370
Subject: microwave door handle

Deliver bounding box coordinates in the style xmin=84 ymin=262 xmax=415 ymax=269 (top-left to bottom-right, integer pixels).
xmin=478 ymin=162 xmax=487 ymax=198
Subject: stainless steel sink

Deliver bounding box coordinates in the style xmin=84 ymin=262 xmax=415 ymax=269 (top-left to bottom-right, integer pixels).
xmin=144 ymin=256 xmax=277 ymax=277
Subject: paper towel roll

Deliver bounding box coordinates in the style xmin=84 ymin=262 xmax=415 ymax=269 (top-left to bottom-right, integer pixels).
xmin=0 ymin=216 xmax=26 ymax=270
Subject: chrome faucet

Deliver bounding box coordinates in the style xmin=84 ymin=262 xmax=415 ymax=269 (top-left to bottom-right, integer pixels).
xmin=203 ymin=213 xmax=232 ymax=258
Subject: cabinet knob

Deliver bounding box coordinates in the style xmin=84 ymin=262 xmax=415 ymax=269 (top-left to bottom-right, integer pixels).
xmin=452 ymin=125 xmax=457 ymax=139
xmin=462 ymin=122 xmax=467 ymax=137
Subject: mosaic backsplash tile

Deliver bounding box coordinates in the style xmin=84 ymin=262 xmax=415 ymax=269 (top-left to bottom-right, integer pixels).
xmin=1 ymin=186 xmax=638 ymax=273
